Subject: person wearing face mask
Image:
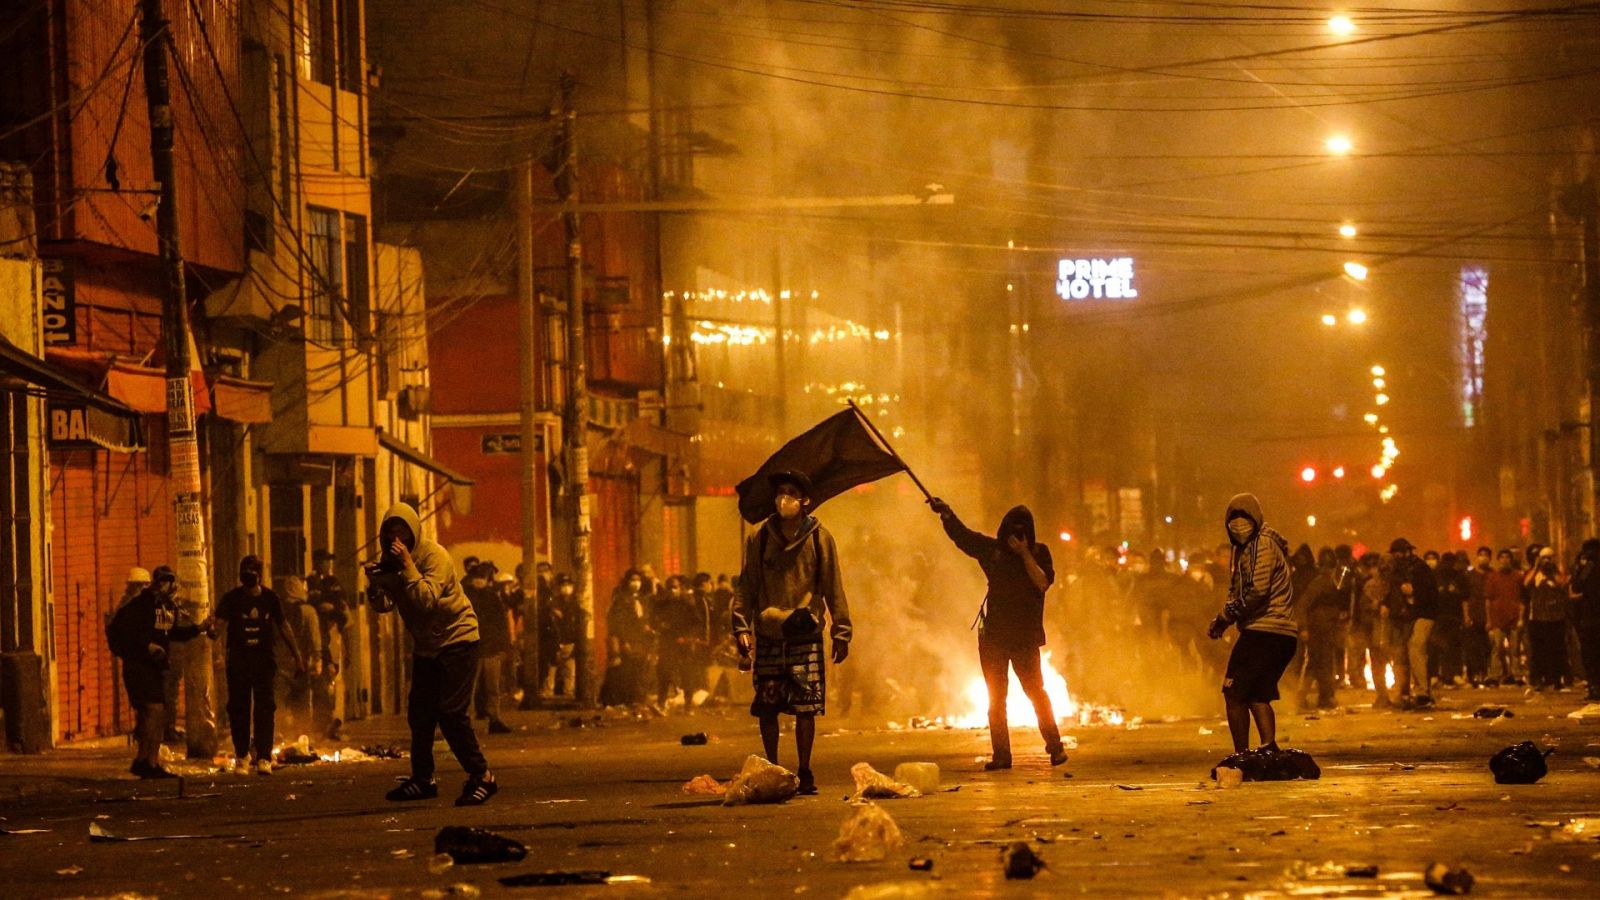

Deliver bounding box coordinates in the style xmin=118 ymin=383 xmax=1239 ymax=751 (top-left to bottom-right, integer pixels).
xmin=732 ymin=471 xmax=852 ymax=796
xmin=1484 ymin=549 xmax=1525 ymax=685
xmin=1387 ymin=538 xmax=1439 ymax=706
xmin=215 ymin=556 xmax=305 ymax=775
xmin=602 ymin=569 xmax=652 ymax=706
xmin=105 ymin=566 xmax=209 ymax=778
xmin=1524 ymin=547 xmax=1569 ymax=690
xmin=929 ymin=497 xmax=1067 ymax=771
xmin=1463 ymin=547 xmax=1494 ymax=685
xmin=1206 ymin=494 xmax=1298 ymax=754
xmin=540 ymin=574 xmax=579 ymax=697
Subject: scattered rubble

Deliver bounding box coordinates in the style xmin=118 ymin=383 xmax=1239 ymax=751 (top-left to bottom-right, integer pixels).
xmin=435 ymin=826 xmax=528 ymax=864
xmin=1473 ymin=707 xmax=1514 ymax=719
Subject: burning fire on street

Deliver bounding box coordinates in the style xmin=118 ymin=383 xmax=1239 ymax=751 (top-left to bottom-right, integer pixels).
xmin=896 ymin=651 xmax=1131 ymax=732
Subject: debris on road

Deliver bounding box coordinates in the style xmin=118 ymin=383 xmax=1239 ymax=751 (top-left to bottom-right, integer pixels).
xmin=1556 ymin=818 xmax=1600 ymax=842
xmin=723 ymin=755 xmax=800 ymax=806
xmin=1424 ymin=862 xmax=1475 ymax=895
xmin=1003 ymin=841 xmax=1045 ymax=879
xmin=1582 ymin=757 xmax=1600 ymax=769
xmin=1210 ymin=747 xmax=1321 ymax=782
xmin=55 ymin=865 xmax=82 ymax=876
xmin=1287 ymin=861 xmax=1379 ymax=879
xmin=834 ymin=802 xmax=904 ymax=862
xmin=1566 ymin=703 xmax=1600 ymax=721
xmin=680 ymin=733 xmax=709 ymax=746
xmin=0 ymin=827 xmax=51 ymax=835
xmin=435 ymin=826 xmax=528 ymax=864
xmin=893 ymin=762 xmax=940 ymax=794
xmin=1473 ymin=707 xmax=1514 ymax=719
xmin=851 ymin=762 xmax=921 ymax=800
xmin=844 ymin=882 xmax=940 ymax=899
xmin=1215 ymin=767 xmax=1244 ymax=789
xmin=428 ymin=853 xmax=455 ymax=874
xmin=1115 ymin=783 xmax=1143 ymax=791
xmin=681 ymin=774 xmax=726 ymax=796
xmin=88 ymin=821 xmax=232 ymax=842
xmin=421 ymin=884 xmax=481 ymax=899
xmin=498 ymin=871 xmax=631 ymax=886
xmin=908 ymin=857 xmax=934 ymax=871
xmin=1489 ymin=741 xmax=1553 ymax=784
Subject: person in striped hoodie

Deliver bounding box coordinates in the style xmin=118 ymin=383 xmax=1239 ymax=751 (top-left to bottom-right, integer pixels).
xmin=1208 ymin=493 xmax=1299 ymax=753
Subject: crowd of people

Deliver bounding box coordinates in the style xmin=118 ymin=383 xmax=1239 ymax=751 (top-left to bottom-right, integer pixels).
xmin=1061 ymin=535 xmax=1600 ymax=712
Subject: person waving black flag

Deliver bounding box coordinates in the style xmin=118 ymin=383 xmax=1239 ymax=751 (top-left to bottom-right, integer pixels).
xmin=735 ymin=404 xmax=909 ymax=524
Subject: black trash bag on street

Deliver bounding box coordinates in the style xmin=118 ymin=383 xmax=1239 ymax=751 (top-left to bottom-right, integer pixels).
xmin=1488 ymin=741 xmax=1552 ymax=785
xmin=435 ymin=826 xmax=529 ymax=864
xmin=1424 ymin=862 xmax=1474 ymax=895
xmin=1210 ymin=747 xmax=1321 ymax=782
xmin=1003 ymin=842 xmax=1045 ymax=880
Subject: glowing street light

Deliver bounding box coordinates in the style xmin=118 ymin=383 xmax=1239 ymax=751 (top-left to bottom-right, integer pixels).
xmin=1338 ymin=222 xmax=1358 ymax=238
xmin=1328 ymin=15 xmax=1357 ymax=36
xmin=1372 ymin=377 xmax=1386 ymax=389
xmin=1320 ymin=313 xmax=1338 ymax=327
xmin=1370 ymin=464 xmax=1386 ymax=479
xmin=1363 ymin=412 xmax=1379 ymax=424
xmin=1333 ymin=466 xmax=1346 ymax=479
xmin=1301 ymin=466 xmax=1318 ymax=483
xmin=1307 ymin=515 xmax=1318 ymax=527
xmin=1326 ymin=134 xmax=1354 ymax=155
xmin=1343 ymin=260 xmax=1369 ymax=280
xmin=1375 ymin=392 xmax=1389 ymax=405
xmin=1370 ymin=365 xmax=1386 ymax=377
xmin=1346 ymin=308 xmax=1368 ymax=325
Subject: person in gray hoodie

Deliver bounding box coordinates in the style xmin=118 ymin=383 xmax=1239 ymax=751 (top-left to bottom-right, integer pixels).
xmin=365 ymin=502 xmax=497 ymax=806
xmin=1207 ymin=493 xmax=1298 ymax=753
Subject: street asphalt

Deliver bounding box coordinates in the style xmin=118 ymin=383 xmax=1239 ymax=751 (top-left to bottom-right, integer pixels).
xmin=2 ymin=685 xmax=1599 ymax=898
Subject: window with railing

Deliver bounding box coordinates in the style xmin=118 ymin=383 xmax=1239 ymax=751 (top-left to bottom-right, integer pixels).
xmin=306 ymin=206 xmax=344 ymax=344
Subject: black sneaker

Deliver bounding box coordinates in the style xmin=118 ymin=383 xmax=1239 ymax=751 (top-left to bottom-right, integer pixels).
xmin=455 ymin=774 xmax=499 ymax=807
xmin=1049 ymin=748 xmax=1069 ymax=767
xmin=488 ymin=719 xmax=513 ymax=735
xmin=796 ymin=768 xmax=818 ymax=795
xmin=386 ymin=778 xmax=439 ymax=802
xmin=983 ymin=757 xmax=1013 ymax=771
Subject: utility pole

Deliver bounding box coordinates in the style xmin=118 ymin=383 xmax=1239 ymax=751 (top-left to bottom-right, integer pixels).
xmin=556 ymin=73 xmax=597 ymax=706
xmin=139 ymin=0 xmax=214 ymax=754
xmin=516 ymin=158 xmax=540 ymax=702
xmin=1578 ymin=175 xmax=1600 ymax=534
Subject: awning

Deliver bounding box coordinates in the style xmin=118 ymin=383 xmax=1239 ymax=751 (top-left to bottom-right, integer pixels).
xmin=211 ymin=375 xmax=273 ymax=424
xmin=0 ymin=335 xmax=145 ymax=451
xmin=106 ymin=362 xmax=211 ymax=416
xmin=379 ymin=431 xmax=474 ymax=516
xmin=379 ymin=431 xmax=475 ymax=486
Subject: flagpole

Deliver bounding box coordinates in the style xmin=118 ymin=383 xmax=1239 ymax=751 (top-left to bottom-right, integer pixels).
xmin=846 ymin=399 xmax=934 ymax=503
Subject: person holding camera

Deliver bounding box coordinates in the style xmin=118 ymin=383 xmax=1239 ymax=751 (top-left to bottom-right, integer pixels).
xmin=365 ymin=502 xmax=497 ymax=806
xmin=732 ymin=471 xmax=851 ymax=796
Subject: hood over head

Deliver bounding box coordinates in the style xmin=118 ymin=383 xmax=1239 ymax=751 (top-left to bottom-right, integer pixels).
xmin=998 ymin=505 xmax=1037 ymax=544
xmin=381 ymin=502 xmax=423 ymax=551
xmin=1224 ymin=493 xmax=1264 ymax=547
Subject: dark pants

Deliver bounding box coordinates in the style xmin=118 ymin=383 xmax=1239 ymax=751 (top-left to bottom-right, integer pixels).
xmin=978 ymin=637 xmax=1063 ymax=761
xmin=1431 ymin=617 xmax=1464 ymax=685
xmin=1462 ymin=624 xmax=1490 ymax=683
xmin=1527 ymin=620 xmax=1568 ymax=687
xmin=226 ymin=653 xmax=277 ymax=760
xmin=409 ymin=642 xmax=488 ymax=781
xmin=1303 ymin=624 xmax=1340 ymax=707
xmin=1581 ymin=616 xmax=1600 ymax=697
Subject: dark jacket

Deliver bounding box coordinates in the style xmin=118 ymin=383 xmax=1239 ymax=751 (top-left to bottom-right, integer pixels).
xmin=467 ymin=581 xmax=512 ymax=654
xmin=732 ymin=515 xmax=852 ymax=644
xmin=1392 ymin=556 xmax=1439 ymax=621
xmin=942 ymin=505 xmax=1054 ymax=649
xmin=106 ymin=587 xmax=202 ymax=668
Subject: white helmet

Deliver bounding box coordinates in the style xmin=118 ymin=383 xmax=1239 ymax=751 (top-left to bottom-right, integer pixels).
xmin=126 ymin=566 xmax=152 ymax=585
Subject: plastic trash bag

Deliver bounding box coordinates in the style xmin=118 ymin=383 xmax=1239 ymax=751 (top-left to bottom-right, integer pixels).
xmin=833 ymin=801 xmax=904 ymax=862
xmin=722 ymin=755 xmax=799 ymax=806
xmin=852 ymin=762 xmax=921 ymax=800
xmin=1209 ymin=747 xmax=1321 ymax=782
xmin=893 ymin=762 xmax=940 ymax=794
xmin=434 ymin=826 xmax=528 ymax=864
xmin=1003 ymin=842 xmax=1045 ymax=879
xmin=681 ymin=774 xmax=726 ymax=796
xmin=1488 ymin=741 xmax=1552 ymax=784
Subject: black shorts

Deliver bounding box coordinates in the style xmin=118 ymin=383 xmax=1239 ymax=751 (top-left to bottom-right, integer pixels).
xmin=123 ymin=659 xmax=166 ymax=708
xmin=1222 ymin=630 xmax=1298 ymax=703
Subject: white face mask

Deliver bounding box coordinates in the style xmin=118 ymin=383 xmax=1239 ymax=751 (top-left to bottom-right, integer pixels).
xmin=1227 ymin=518 xmax=1254 ymax=543
xmin=776 ymin=495 xmax=803 ymax=520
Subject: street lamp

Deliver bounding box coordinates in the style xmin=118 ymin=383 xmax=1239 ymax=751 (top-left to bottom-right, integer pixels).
xmin=1338 ymin=223 xmax=1358 ymax=238
xmin=1370 ymin=364 xmax=1386 ymax=377
xmin=1346 ymin=308 xmax=1368 ymax=325
xmin=1326 ymin=134 xmax=1354 ymax=155
xmin=1328 ymin=15 xmax=1357 ymax=36
xmin=1320 ymin=313 xmax=1338 ymax=326
xmin=1343 ymin=261 xmax=1369 ymax=281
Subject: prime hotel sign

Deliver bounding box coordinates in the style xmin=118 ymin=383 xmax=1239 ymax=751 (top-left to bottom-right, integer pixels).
xmin=1056 ymin=257 xmax=1138 ymax=301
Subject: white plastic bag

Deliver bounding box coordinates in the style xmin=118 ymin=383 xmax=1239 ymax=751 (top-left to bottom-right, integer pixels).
xmin=722 ymin=755 xmax=799 ymax=806
xmin=834 ymin=801 xmax=904 ymax=862
xmin=851 ymin=762 xmax=921 ymax=800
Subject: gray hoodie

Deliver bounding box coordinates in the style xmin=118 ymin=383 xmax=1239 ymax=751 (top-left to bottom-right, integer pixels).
xmin=732 ymin=514 xmax=851 ymax=644
xmin=370 ymin=503 xmax=479 ymax=657
xmin=1218 ymin=493 xmax=1298 ymax=638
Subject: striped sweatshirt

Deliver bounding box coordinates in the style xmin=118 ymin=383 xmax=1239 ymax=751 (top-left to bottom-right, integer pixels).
xmin=1219 ymin=493 xmax=1299 ymax=638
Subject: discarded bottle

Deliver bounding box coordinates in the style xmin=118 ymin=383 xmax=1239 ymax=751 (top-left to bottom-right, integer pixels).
xmin=893 ymin=762 xmax=940 ymax=794
xmin=434 ymin=826 xmax=528 ymax=864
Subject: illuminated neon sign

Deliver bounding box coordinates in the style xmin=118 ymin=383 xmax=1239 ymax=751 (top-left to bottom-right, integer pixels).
xmin=1056 ymin=257 xmax=1137 ymax=301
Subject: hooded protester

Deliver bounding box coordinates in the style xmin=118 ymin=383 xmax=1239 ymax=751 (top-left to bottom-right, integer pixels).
xmin=214 ymin=555 xmax=305 ymax=774
xmin=929 ymin=498 xmax=1067 ymax=771
xmin=365 ymin=503 xmax=496 ymax=806
xmin=1388 ymin=537 xmax=1439 ymax=705
xmin=601 ymin=568 xmax=653 ymax=706
xmin=105 ymin=566 xmax=208 ymax=778
xmin=1207 ymin=494 xmax=1298 ymax=754
xmin=732 ymin=471 xmax=851 ymax=796
xmin=1296 ymin=548 xmax=1345 ymax=710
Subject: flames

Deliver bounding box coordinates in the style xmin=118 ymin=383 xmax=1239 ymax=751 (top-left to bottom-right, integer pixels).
xmin=1361 ymin=660 xmax=1397 ymax=691
xmin=947 ymin=650 xmax=1125 ymax=730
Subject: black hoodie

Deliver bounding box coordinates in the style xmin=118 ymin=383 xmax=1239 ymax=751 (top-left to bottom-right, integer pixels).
xmin=941 ymin=505 xmax=1055 ymax=649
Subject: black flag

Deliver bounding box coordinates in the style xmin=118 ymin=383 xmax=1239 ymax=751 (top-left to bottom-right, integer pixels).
xmin=736 ymin=406 xmax=907 ymax=524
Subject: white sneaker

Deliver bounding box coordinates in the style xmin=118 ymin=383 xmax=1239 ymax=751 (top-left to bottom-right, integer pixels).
xmin=255 ymin=758 xmax=274 ymax=776
xmin=232 ymin=757 xmax=250 ymax=775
